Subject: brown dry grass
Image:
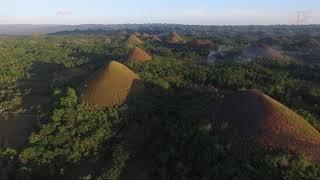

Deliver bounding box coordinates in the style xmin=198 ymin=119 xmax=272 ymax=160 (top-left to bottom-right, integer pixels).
xmin=257 ymin=37 xmax=280 ymax=46
xmin=261 ymin=44 xmax=283 ymax=59
xmin=216 ymin=90 xmax=320 ymax=162
xmin=150 ymin=35 xmax=162 ymax=42
xmin=133 ymin=32 xmax=141 ymax=37
xmin=117 ymin=31 xmax=128 ymax=37
xmin=142 ymin=33 xmax=150 ymax=38
xmin=80 ymin=61 xmax=141 ymax=107
xmin=243 ymin=44 xmax=283 ymax=60
xmin=127 ymin=47 xmax=152 ymax=63
xmin=104 ymin=37 xmax=112 ymax=44
xmin=300 ymin=38 xmax=320 ymax=48
xmin=189 ymin=39 xmax=215 ymax=48
xmin=125 ymin=34 xmax=143 ymax=47
xmin=168 ymin=32 xmax=185 ymax=44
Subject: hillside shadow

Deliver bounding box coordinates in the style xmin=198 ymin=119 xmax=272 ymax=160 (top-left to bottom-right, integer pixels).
xmin=0 ymin=62 xmax=73 ymax=149
xmin=18 ymin=62 xmax=66 ymax=110
xmin=0 ymin=62 xmax=67 ymax=149
xmin=118 ymin=82 xmax=219 ymax=180
xmin=69 ymin=50 xmax=109 ymax=70
xmin=19 ymin=62 xmax=91 ymax=111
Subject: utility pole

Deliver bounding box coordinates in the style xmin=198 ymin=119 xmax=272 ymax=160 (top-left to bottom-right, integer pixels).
xmin=296 ymin=11 xmax=302 ymax=25
xmin=296 ymin=10 xmax=313 ymax=25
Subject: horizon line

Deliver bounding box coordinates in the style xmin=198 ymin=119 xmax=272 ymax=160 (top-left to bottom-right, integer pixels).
xmin=0 ymin=23 xmax=319 ymax=26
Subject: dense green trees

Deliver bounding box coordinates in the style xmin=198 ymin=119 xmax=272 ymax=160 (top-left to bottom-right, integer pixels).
xmin=16 ymin=88 xmax=127 ymax=179
xmin=1 ymin=33 xmax=320 ymax=179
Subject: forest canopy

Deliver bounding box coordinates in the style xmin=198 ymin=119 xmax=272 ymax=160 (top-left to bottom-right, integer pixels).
xmin=0 ymin=26 xmax=320 ymax=179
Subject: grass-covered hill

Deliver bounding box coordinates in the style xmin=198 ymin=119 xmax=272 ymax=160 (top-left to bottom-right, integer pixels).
xmin=217 ymin=89 xmax=320 ymax=162
xmin=80 ymin=61 xmax=142 ymax=107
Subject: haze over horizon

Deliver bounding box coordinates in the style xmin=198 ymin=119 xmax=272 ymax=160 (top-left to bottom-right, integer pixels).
xmin=0 ymin=0 xmax=320 ymax=25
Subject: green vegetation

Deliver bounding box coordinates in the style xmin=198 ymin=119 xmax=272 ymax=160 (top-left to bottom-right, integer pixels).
xmin=0 ymin=29 xmax=320 ymax=179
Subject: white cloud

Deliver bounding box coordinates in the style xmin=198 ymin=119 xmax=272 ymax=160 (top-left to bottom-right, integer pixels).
xmin=56 ymin=10 xmax=72 ymax=16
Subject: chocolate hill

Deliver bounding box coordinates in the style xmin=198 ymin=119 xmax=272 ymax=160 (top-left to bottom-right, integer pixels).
xmin=296 ymin=38 xmax=320 ymax=49
xmin=257 ymin=37 xmax=281 ymax=46
xmin=237 ymin=33 xmax=255 ymax=42
xmin=168 ymin=32 xmax=185 ymax=44
xmin=117 ymin=30 xmax=128 ymax=37
xmin=216 ymin=90 xmax=320 ymax=162
xmin=104 ymin=37 xmax=112 ymax=44
xmin=80 ymin=61 xmax=142 ymax=107
xmin=127 ymin=47 xmax=152 ymax=63
xmin=189 ymin=39 xmax=215 ymax=48
xmin=125 ymin=34 xmax=143 ymax=47
xmin=305 ymin=38 xmax=320 ymax=48
xmin=132 ymin=32 xmax=141 ymax=37
xmin=242 ymin=44 xmax=283 ymax=60
xmin=142 ymin=33 xmax=150 ymax=38
xmin=150 ymin=35 xmax=162 ymax=42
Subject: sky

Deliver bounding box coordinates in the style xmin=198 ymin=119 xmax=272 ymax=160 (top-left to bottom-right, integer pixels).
xmin=0 ymin=0 xmax=319 ymax=25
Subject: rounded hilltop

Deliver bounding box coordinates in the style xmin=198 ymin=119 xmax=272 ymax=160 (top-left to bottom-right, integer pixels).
xmin=189 ymin=39 xmax=215 ymax=48
xmin=257 ymin=36 xmax=281 ymax=46
xmin=80 ymin=61 xmax=142 ymax=107
xmin=242 ymin=43 xmax=283 ymax=60
xmin=295 ymin=38 xmax=320 ymax=49
xmin=125 ymin=34 xmax=143 ymax=47
xmin=142 ymin=32 xmax=150 ymax=38
xmin=150 ymin=35 xmax=162 ymax=42
xmin=127 ymin=47 xmax=152 ymax=64
xmin=168 ymin=32 xmax=185 ymax=44
xmin=215 ymin=89 xmax=320 ymax=162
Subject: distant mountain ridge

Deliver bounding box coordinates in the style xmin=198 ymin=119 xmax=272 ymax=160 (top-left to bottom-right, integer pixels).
xmin=0 ymin=24 xmax=156 ymax=35
xmin=1 ymin=24 xmax=320 ymax=36
xmin=0 ymin=24 xmax=78 ymax=35
xmin=0 ymin=24 xmax=183 ymax=35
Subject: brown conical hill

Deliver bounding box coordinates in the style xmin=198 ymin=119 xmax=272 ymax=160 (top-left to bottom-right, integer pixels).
xmin=168 ymin=32 xmax=185 ymax=44
xmin=257 ymin=36 xmax=280 ymax=46
xmin=104 ymin=37 xmax=112 ymax=44
xmin=151 ymin=35 xmax=162 ymax=42
xmin=80 ymin=61 xmax=142 ymax=107
xmin=127 ymin=47 xmax=152 ymax=63
xmin=298 ymin=38 xmax=320 ymax=49
xmin=117 ymin=30 xmax=128 ymax=37
xmin=125 ymin=34 xmax=143 ymax=47
xmin=133 ymin=32 xmax=141 ymax=37
xmin=189 ymin=39 xmax=215 ymax=48
xmin=216 ymin=90 xmax=320 ymax=162
xmin=236 ymin=33 xmax=255 ymax=43
xmin=242 ymin=44 xmax=283 ymax=60
xmin=142 ymin=33 xmax=150 ymax=38
xmin=307 ymin=38 xmax=320 ymax=48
